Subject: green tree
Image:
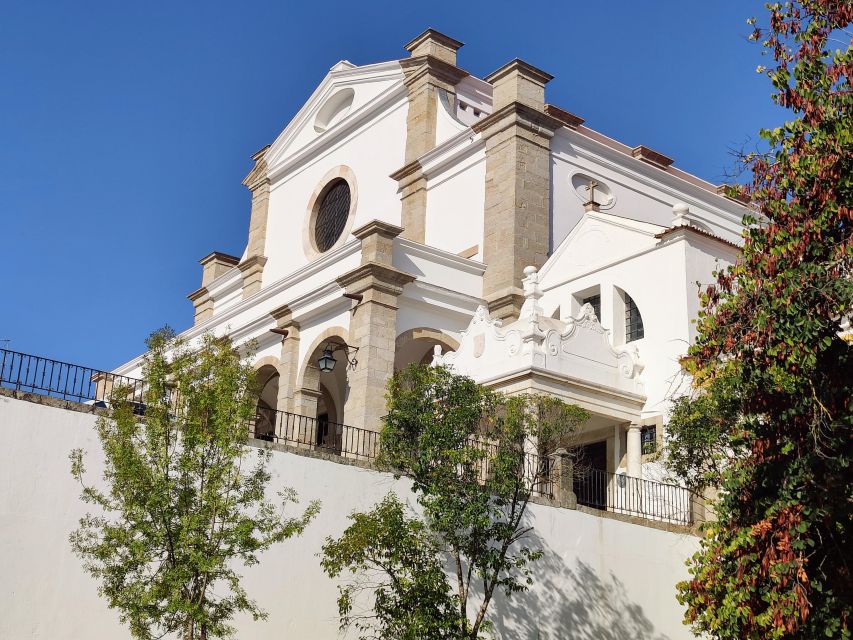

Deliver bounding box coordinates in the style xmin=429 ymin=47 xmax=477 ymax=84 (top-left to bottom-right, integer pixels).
xmin=665 ymin=3 xmax=852 ymax=639
xmin=70 ymin=329 xmax=320 ymax=640
xmin=321 ymin=364 xmax=587 ymax=639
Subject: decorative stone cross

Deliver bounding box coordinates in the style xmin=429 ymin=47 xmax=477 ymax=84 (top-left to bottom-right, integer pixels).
xmin=585 ymin=179 xmax=599 ymax=205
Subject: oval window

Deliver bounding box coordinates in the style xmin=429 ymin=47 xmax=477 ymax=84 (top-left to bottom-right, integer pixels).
xmin=313 ymin=179 xmax=351 ymax=252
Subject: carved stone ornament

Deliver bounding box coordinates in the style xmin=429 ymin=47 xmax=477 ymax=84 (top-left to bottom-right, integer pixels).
xmin=432 ymin=267 xmax=645 ymax=399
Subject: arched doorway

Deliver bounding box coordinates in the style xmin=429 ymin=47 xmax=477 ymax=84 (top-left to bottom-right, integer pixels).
xmin=254 ymin=363 xmax=280 ymax=442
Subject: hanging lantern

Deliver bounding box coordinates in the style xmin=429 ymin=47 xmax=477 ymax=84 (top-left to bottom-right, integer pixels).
xmin=318 ymin=345 xmax=337 ymax=372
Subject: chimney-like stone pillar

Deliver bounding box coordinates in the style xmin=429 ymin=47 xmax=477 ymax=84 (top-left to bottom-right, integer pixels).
xmin=393 ymin=30 xmax=467 ymax=243
xmin=337 ymin=221 xmax=416 ymax=435
xmin=188 ymin=252 xmax=240 ymax=324
xmin=240 ymin=145 xmax=271 ymax=298
xmin=474 ymin=60 xmax=561 ymax=322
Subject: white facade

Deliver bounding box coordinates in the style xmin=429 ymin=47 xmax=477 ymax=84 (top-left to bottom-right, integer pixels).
xmin=111 ymin=30 xmax=743 ymax=483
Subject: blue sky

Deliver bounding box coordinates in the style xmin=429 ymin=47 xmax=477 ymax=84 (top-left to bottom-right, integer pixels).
xmin=1 ymin=0 xmax=779 ymax=370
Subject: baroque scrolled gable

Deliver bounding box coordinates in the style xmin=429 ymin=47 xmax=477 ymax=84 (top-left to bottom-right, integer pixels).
xmin=433 ymin=267 xmax=645 ymax=404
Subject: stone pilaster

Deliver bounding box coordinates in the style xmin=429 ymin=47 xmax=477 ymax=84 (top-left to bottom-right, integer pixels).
xmin=393 ymin=30 xmax=467 ymax=243
xmin=473 ymin=60 xmax=562 ymax=322
xmin=337 ymin=221 xmax=415 ymax=432
xmin=188 ymin=287 xmax=213 ymax=324
xmin=238 ymin=255 xmax=267 ymax=299
xmin=240 ymin=145 xmax=271 ymax=298
xmin=270 ymin=304 xmax=300 ymax=413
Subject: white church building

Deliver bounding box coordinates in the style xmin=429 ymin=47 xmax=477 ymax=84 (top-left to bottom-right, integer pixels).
xmin=0 ymin=29 xmax=748 ymax=639
xmin=111 ymin=28 xmax=743 ymax=491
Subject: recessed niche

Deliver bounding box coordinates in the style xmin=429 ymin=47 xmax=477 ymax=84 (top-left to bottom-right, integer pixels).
xmin=314 ymin=88 xmax=355 ymax=133
xmin=571 ymin=173 xmax=615 ymax=209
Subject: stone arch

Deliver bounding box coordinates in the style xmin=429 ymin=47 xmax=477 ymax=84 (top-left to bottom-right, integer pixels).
xmin=295 ymin=326 xmax=351 ymax=393
xmin=293 ymin=326 xmax=351 ymax=450
xmin=394 ymin=327 xmax=460 ymax=371
xmin=253 ymin=356 xmax=281 ymax=441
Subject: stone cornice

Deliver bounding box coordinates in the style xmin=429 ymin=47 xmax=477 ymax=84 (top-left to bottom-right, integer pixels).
xmin=472 ymin=102 xmax=564 ymax=140
xmin=242 ymin=146 xmax=270 ymax=190
xmin=404 ymin=29 xmax=464 ymax=54
xmin=187 ymin=287 xmax=209 ymax=303
xmin=484 ymin=58 xmax=553 ymax=86
xmin=389 ymin=159 xmax=423 ymax=184
xmin=200 ymin=251 xmax=240 ymax=267
xmin=399 ymin=55 xmax=469 ymax=89
xmin=351 ymin=220 xmax=404 ymax=240
xmin=336 ymin=262 xmax=417 ymax=296
xmin=238 ymin=255 xmax=268 ymax=273
xmin=269 ymin=303 xmax=300 ymax=329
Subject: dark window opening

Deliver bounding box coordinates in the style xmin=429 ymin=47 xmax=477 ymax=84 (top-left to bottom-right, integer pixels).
xmin=625 ymin=293 xmax=644 ymax=341
xmin=641 ymin=425 xmax=656 ymax=455
xmin=314 ymin=179 xmax=351 ymax=252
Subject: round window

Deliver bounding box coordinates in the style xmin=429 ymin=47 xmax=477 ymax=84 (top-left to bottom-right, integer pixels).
xmin=313 ymin=179 xmax=351 ymax=252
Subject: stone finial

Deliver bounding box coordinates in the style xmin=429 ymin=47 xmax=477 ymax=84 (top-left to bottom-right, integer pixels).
xmin=672 ymin=202 xmax=690 ymax=227
xmin=404 ymin=29 xmax=464 ymax=65
xmin=484 ymin=59 xmax=553 ymax=111
xmin=521 ymin=266 xmax=542 ymax=304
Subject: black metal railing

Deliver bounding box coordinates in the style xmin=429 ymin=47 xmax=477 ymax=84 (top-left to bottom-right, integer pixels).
xmin=251 ymin=407 xmax=381 ymax=459
xmin=0 ymin=348 xmax=144 ymax=405
xmin=466 ymin=437 xmax=553 ymax=498
xmin=2 ymin=347 xmax=694 ymax=524
xmin=574 ymin=467 xmax=693 ymax=525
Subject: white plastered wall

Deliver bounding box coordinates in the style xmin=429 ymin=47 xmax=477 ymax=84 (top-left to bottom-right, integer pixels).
xmin=0 ymin=395 xmax=700 ymax=640
xmin=262 ymin=98 xmax=408 ymax=285
xmin=549 ymin=128 xmax=745 ymax=253
xmin=541 ymin=239 xmax=692 ymax=419
xmin=423 ymin=147 xmax=486 ymax=259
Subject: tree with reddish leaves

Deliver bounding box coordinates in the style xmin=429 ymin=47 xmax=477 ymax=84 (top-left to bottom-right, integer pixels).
xmin=664 ymin=2 xmax=852 ymax=639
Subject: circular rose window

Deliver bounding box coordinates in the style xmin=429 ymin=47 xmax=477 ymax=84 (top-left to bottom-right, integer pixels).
xmin=313 ymin=179 xmax=351 ymax=252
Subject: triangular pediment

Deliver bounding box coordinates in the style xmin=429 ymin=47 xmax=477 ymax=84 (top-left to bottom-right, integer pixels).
xmin=538 ymin=211 xmax=666 ymax=288
xmin=264 ymin=60 xmax=406 ymax=178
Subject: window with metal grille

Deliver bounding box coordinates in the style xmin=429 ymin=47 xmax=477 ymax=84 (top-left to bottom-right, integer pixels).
xmin=625 ymin=293 xmax=644 ymax=341
xmin=641 ymin=425 xmax=656 ymax=454
xmin=314 ymin=180 xmax=351 ymax=252
xmin=582 ymin=294 xmax=601 ymax=320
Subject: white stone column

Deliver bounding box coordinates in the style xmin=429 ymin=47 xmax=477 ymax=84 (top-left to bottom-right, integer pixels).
xmin=626 ymin=422 xmax=643 ymax=478
xmin=612 ymin=423 xmax=624 ymax=473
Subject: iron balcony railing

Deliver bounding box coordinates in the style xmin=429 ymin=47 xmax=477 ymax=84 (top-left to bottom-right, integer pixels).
xmin=2 ymin=346 xmax=697 ymax=524
xmin=0 ymin=347 xmax=144 ymax=405
xmin=251 ymin=407 xmax=381 ymax=460
xmin=574 ymin=467 xmax=693 ymax=525
xmin=466 ymin=437 xmax=553 ymax=498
